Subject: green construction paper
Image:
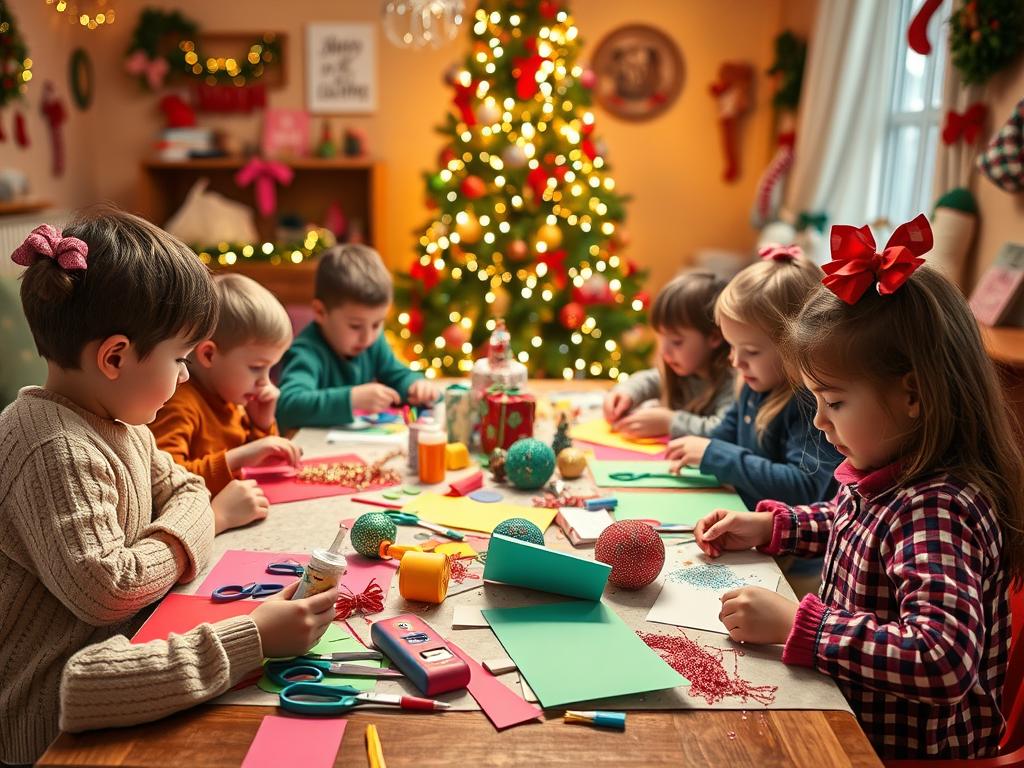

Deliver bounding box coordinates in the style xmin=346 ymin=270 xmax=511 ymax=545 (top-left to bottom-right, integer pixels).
xmin=482 ymin=600 xmax=688 ymax=708
xmin=483 ymin=533 xmax=610 ymax=600
xmin=257 ymin=622 xmax=383 ymax=694
xmin=589 ymin=459 xmax=721 ymax=489
xmin=614 ymin=490 xmax=749 ymax=525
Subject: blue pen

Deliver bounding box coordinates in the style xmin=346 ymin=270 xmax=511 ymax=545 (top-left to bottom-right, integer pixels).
xmin=564 ymin=710 xmax=626 ymax=729
xmin=584 ymin=496 xmax=618 ymax=511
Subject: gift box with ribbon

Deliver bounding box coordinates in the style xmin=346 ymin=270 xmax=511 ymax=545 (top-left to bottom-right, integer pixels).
xmin=481 ymin=388 xmax=535 ymax=455
xmin=444 ymin=384 xmax=477 ymax=449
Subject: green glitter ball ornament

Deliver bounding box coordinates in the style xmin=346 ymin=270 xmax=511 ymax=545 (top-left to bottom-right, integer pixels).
xmin=350 ymin=512 xmax=397 ymax=558
xmin=505 ymin=438 xmax=556 ymax=490
xmin=493 ymin=517 xmax=545 ymax=545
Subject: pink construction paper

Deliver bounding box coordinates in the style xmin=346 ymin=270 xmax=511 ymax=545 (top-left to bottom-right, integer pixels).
xmin=255 ymin=453 xmax=398 ymax=505
xmin=449 ymin=640 xmax=542 ymax=730
xmin=576 ymin=440 xmax=666 ymax=461
xmin=194 ymin=550 xmax=311 ymax=597
xmin=131 ymin=594 xmax=258 ymax=644
xmin=340 ymin=558 xmax=398 ymax=596
xmin=241 ymin=715 xmax=346 ymax=768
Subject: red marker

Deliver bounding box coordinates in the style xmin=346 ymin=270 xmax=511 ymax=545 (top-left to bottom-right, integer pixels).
xmin=358 ymin=692 xmax=451 ymax=711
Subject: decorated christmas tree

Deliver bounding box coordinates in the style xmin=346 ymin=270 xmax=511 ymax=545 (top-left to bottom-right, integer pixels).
xmin=392 ymin=0 xmax=652 ymax=381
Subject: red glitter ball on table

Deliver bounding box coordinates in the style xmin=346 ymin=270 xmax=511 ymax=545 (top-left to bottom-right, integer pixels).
xmin=594 ymin=520 xmax=665 ymax=589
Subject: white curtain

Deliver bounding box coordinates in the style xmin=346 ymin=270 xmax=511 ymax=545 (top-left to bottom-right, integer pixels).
xmin=931 ymin=20 xmax=981 ymax=195
xmin=782 ymin=0 xmax=905 ymax=256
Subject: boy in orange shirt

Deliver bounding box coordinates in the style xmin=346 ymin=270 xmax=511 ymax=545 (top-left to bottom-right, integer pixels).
xmin=151 ymin=273 xmax=301 ymax=526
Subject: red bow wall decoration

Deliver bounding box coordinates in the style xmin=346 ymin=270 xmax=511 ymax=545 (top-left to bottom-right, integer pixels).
xmin=942 ymin=103 xmax=987 ymax=145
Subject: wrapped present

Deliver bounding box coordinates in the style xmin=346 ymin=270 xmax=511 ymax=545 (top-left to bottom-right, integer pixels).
xmin=444 ymin=383 xmax=477 ymax=449
xmin=481 ymin=388 xmax=535 ymax=455
xmin=470 ymin=320 xmax=527 ymax=417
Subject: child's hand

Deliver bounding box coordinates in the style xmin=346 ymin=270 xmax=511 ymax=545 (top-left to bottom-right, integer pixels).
xmin=719 ymin=586 xmax=798 ymax=644
xmin=351 ymin=383 xmax=400 ymax=413
xmin=407 ymin=379 xmax=440 ymax=406
xmin=694 ymin=509 xmax=774 ymax=557
xmin=226 ymin=436 xmax=302 ymax=472
xmin=603 ymin=391 xmax=633 ymax=423
xmin=211 ymin=479 xmax=270 ymax=534
xmin=251 ymin=582 xmax=337 ymax=658
xmin=613 ymin=406 xmax=673 ymax=438
xmin=666 ymin=436 xmax=711 ymax=467
xmin=245 ymin=383 xmax=280 ymax=431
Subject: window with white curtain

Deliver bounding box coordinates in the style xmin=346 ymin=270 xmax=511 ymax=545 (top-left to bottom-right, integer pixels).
xmin=877 ymin=0 xmax=949 ymax=225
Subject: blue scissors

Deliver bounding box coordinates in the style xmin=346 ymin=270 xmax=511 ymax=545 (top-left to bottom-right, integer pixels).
xmin=265 ymin=561 xmax=305 ymax=576
xmin=384 ymin=511 xmax=464 ymax=541
xmin=279 ymin=682 xmax=449 ymax=715
xmin=265 ymin=656 xmax=404 ymax=686
xmin=211 ymin=581 xmax=284 ymax=602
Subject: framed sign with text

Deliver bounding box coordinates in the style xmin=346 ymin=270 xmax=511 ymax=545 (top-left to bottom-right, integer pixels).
xmin=306 ymin=23 xmax=376 ymax=114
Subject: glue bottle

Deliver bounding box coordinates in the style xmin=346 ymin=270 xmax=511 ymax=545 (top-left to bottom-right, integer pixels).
xmin=292 ymin=527 xmax=348 ymax=600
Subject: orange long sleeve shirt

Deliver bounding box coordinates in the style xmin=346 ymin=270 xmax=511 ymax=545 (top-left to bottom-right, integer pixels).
xmin=149 ymin=380 xmax=277 ymax=494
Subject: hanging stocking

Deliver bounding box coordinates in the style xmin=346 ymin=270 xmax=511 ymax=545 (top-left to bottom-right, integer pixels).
xmin=709 ymin=63 xmax=754 ymax=183
xmin=751 ymin=129 xmax=796 ymax=228
xmin=40 ymin=83 xmax=67 ymax=176
xmin=14 ymin=109 xmax=28 ymax=148
xmin=907 ymin=0 xmax=944 ymax=55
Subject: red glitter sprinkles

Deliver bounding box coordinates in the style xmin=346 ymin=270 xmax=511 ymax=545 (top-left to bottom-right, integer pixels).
xmin=447 ymin=555 xmax=480 ymax=584
xmin=638 ymin=630 xmax=777 ymax=706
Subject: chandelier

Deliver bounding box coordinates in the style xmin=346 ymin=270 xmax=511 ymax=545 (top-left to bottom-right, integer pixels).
xmin=381 ymin=0 xmax=465 ymax=49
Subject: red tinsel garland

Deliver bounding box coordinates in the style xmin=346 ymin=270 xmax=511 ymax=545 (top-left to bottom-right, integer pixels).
xmin=334 ymin=578 xmax=385 ymax=620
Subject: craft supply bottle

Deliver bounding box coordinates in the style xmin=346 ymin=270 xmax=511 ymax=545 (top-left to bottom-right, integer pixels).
xmin=418 ymin=427 xmax=447 ymax=485
xmin=292 ymin=527 xmax=348 ymax=600
xmin=408 ymin=417 xmax=433 ymax=472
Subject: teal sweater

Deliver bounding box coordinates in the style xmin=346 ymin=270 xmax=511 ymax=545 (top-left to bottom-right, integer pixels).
xmin=276 ymin=322 xmax=423 ymax=430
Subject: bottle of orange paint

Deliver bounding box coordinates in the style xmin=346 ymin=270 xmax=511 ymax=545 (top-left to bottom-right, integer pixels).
xmin=417 ymin=428 xmax=447 ymax=485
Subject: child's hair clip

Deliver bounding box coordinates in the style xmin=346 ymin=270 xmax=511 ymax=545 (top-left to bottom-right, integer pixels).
xmin=11 ymin=224 xmax=89 ymax=272
xmin=822 ymin=213 xmax=932 ymax=305
xmin=758 ymin=243 xmax=802 ymax=263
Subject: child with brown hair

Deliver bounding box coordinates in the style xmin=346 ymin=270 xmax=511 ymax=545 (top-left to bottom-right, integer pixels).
xmin=150 ymin=273 xmax=301 ymax=529
xmin=667 ymin=246 xmax=842 ymax=508
xmin=276 ymin=243 xmax=440 ymax=430
xmin=604 ymin=270 xmax=734 ymax=438
xmin=694 ymin=216 xmax=1024 ymax=758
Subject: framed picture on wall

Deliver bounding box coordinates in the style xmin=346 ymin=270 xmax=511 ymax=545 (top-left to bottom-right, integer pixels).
xmin=306 ymin=23 xmax=377 ymax=114
xmin=590 ymin=24 xmax=684 ymax=122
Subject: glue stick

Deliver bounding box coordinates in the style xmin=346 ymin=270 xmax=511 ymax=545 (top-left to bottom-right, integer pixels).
xmin=292 ymin=527 xmax=348 ymax=600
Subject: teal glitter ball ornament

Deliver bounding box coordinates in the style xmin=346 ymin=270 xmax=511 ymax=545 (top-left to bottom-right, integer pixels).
xmin=505 ymin=438 xmax=556 ymax=490
xmin=350 ymin=512 xmax=397 ymax=558
xmin=494 ymin=517 xmax=545 ymax=545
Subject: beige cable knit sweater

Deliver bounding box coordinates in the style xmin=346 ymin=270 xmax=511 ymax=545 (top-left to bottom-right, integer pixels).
xmin=0 ymin=387 xmax=260 ymax=764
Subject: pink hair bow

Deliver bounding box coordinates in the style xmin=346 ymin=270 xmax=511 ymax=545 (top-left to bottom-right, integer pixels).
xmin=11 ymin=224 xmax=88 ymax=271
xmin=234 ymin=158 xmax=294 ymax=217
xmin=758 ymin=243 xmax=803 ymax=262
xmin=822 ymin=214 xmax=932 ymax=305
xmin=124 ymin=50 xmax=170 ymax=91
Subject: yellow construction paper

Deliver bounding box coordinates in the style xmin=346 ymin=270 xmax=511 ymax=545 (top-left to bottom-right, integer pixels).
xmin=435 ymin=541 xmax=478 ymax=558
xmin=570 ymin=419 xmax=667 ymax=455
xmin=405 ymin=493 xmax=556 ymax=534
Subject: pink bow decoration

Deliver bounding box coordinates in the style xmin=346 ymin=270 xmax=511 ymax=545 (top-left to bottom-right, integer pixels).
xmin=942 ymin=103 xmax=987 ymax=145
xmin=822 ymin=214 xmax=932 ymax=305
xmin=758 ymin=243 xmax=803 ymax=262
xmin=234 ymin=158 xmax=294 ymax=217
xmin=11 ymin=224 xmax=88 ymax=271
xmin=124 ymin=50 xmax=169 ymax=91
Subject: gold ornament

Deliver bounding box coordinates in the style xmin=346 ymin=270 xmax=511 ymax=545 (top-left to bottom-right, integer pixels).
xmin=491 ymin=285 xmax=511 ymax=316
xmin=455 ymin=212 xmax=482 ymax=244
xmin=534 ymin=222 xmax=563 ymax=250
xmin=557 ymin=447 xmax=587 ymax=479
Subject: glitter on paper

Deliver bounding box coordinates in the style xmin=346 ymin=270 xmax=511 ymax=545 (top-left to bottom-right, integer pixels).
xmin=447 ymin=555 xmax=480 ymax=585
xmin=638 ymin=630 xmax=777 ymax=706
xmin=668 ymin=564 xmax=749 ymax=591
xmin=298 ymin=449 xmax=404 ymax=489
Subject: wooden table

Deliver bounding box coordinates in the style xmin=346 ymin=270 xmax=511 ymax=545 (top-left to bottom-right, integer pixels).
xmin=39 ymin=380 xmax=882 ymax=768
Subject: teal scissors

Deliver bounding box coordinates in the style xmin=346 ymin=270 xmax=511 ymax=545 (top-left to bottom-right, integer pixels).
xmin=384 ymin=510 xmax=464 ymax=541
xmin=265 ymin=656 xmax=404 ymax=686
xmin=279 ymin=682 xmax=450 ymax=714
xmin=607 ymin=471 xmax=682 ymax=481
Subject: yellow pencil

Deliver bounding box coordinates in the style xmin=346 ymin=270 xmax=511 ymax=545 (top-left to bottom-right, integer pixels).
xmin=366 ymin=723 xmax=386 ymax=768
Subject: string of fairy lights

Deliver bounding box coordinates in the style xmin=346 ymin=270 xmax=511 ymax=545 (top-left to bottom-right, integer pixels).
xmin=397 ymin=5 xmax=638 ymax=381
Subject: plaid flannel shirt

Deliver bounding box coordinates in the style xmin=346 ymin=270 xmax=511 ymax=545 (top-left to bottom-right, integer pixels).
xmin=759 ymin=460 xmax=1009 ymax=759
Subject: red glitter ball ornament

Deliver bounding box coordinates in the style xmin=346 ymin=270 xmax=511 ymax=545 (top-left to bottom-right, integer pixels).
xmin=594 ymin=520 xmax=665 ymax=589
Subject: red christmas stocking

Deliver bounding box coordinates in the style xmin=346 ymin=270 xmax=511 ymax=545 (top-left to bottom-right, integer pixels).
xmin=14 ymin=109 xmax=28 ymax=148
xmin=908 ymin=0 xmax=944 ymax=55
xmin=40 ymin=83 xmax=68 ymax=176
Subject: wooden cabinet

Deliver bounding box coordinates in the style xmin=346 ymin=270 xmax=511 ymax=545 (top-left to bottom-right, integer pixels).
xmin=137 ymin=157 xmax=385 ymax=305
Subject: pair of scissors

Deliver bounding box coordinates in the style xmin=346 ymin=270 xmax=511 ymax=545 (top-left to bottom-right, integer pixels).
xmin=279 ymin=682 xmax=451 ymax=714
xmin=265 ymin=656 xmax=405 ymax=686
xmin=384 ymin=510 xmax=464 ymax=541
xmin=265 ymin=561 xmax=305 ymax=576
xmin=607 ymin=471 xmax=682 ymax=482
xmin=211 ymin=582 xmax=284 ymax=602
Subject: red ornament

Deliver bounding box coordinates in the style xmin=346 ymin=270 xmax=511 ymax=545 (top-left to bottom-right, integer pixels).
xmin=442 ymin=322 xmax=469 ymax=349
xmin=580 ymin=68 xmax=597 ymax=89
xmin=538 ymin=248 xmax=568 ymax=289
xmin=513 ymin=38 xmax=546 ymax=101
xmin=507 ymin=239 xmax=529 ymax=261
xmin=439 ymin=146 xmax=456 ymax=167
xmin=452 ymin=79 xmax=476 ymax=125
xmin=527 ymin=166 xmax=550 ymax=198
xmin=539 ymin=0 xmax=560 ymax=19
xmin=559 ymin=301 xmax=586 ymax=330
xmin=461 ymin=175 xmax=487 ymax=199
xmin=595 ymin=521 xmax=665 ymax=589
xmin=410 ymin=259 xmax=441 ymax=291
xmin=634 ymin=291 xmax=650 ymax=309
xmin=407 ymin=307 xmax=424 ymax=334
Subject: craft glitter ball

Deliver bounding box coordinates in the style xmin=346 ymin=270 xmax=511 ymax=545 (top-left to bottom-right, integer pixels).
xmin=493 ymin=517 xmax=546 ymax=545
xmin=595 ymin=520 xmax=666 ymax=589
xmin=556 ymin=447 xmax=587 ymax=479
xmin=350 ymin=512 xmax=397 ymax=558
xmin=505 ymin=438 xmax=556 ymax=490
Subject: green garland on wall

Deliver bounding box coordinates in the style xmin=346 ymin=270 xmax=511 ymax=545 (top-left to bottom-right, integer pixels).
xmin=949 ymin=0 xmax=1024 ymax=85
xmin=0 ymin=0 xmax=31 ymax=107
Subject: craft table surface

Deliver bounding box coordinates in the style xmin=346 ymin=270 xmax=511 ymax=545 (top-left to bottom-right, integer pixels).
xmin=40 ymin=381 xmax=881 ymax=767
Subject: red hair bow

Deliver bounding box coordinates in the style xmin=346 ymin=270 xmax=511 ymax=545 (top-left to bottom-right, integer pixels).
xmin=758 ymin=243 xmax=802 ymax=262
xmin=821 ymin=214 xmax=932 ymax=305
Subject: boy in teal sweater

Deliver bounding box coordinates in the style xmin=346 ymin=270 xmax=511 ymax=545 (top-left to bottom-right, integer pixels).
xmin=276 ymin=244 xmax=440 ymax=430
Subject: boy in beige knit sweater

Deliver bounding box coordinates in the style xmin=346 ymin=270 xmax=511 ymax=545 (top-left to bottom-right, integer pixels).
xmin=0 ymin=211 xmax=335 ymax=765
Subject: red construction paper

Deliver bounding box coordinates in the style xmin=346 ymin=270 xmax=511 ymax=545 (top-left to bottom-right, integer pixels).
xmin=240 ymin=715 xmax=346 ymax=768
xmin=447 ymin=470 xmax=484 ymax=496
xmin=254 ymin=453 xmax=398 ymax=505
xmin=449 ymin=640 xmax=542 ymax=730
xmin=194 ymin=550 xmax=310 ymax=597
xmin=131 ymin=593 xmax=258 ymax=644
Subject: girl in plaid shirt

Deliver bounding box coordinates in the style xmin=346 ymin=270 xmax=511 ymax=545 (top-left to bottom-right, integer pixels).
xmin=692 ymin=215 xmax=1024 ymax=759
